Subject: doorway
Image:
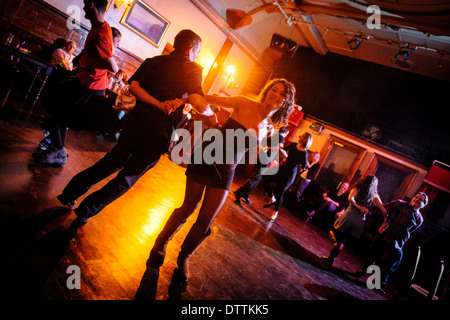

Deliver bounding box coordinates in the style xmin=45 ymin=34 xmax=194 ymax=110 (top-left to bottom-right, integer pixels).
xmin=315 ymin=135 xmax=367 ymax=191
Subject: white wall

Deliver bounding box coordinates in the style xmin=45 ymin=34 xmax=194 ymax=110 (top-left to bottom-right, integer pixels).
xmin=44 ymin=0 xmax=236 ymax=81
xmin=209 ymin=44 xmax=255 ymax=95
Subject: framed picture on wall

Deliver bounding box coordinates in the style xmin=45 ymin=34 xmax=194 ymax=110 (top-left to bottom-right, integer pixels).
xmin=106 ymin=0 xmax=113 ymax=12
xmin=120 ymin=0 xmax=170 ymax=47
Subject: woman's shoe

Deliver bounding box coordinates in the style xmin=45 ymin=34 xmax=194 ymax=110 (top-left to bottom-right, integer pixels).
xmin=264 ymin=201 xmax=276 ymax=208
xmin=168 ymin=268 xmax=188 ymax=299
xmin=321 ymin=255 xmax=334 ymax=267
xmin=269 ymin=211 xmax=278 ymax=222
xmin=321 ymin=242 xmax=343 ymax=268
xmin=171 ymin=268 xmax=188 ymax=289
xmin=329 ymin=230 xmax=339 ymax=246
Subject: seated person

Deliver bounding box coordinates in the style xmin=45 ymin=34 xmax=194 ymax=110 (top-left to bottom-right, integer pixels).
xmin=108 ymin=69 xmax=126 ymax=93
xmin=113 ymin=84 xmax=135 ymax=119
xmin=307 ymin=181 xmax=350 ymax=229
xmin=50 ymin=40 xmax=76 ymax=71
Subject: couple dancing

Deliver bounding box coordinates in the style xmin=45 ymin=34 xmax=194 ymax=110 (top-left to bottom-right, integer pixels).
xmin=55 ymin=28 xmax=297 ymax=299
xmin=138 ymin=77 xmax=297 ymax=296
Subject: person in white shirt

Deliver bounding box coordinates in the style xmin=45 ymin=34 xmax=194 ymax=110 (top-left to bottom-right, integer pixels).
xmin=50 ymin=40 xmax=76 ymax=71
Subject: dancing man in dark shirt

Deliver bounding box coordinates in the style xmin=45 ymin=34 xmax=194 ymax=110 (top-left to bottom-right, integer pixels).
xmin=357 ymin=191 xmax=427 ymax=293
xmin=57 ymin=29 xmax=213 ymax=225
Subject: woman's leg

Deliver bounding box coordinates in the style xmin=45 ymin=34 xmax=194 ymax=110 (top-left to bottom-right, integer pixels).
xmin=322 ymin=230 xmax=347 ymax=267
xmin=175 ymin=185 xmax=229 ymax=280
xmin=261 ymin=175 xmax=275 ymax=201
xmin=274 ymin=186 xmax=287 ymax=212
xmin=147 ymin=178 xmax=205 ymax=268
xmin=268 ymin=181 xmax=291 ymax=221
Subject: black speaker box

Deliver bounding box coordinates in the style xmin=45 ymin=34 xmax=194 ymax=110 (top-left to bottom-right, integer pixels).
xmin=270 ymin=33 xmax=299 ymax=57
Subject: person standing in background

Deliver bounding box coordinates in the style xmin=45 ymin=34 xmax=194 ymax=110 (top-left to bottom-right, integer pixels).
xmin=356 ymin=192 xmax=427 ymax=294
xmin=322 ymin=175 xmax=387 ymax=267
xmin=263 ymin=132 xmax=312 ymax=222
xmin=35 ymin=0 xmax=119 ymax=165
xmin=56 ymin=29 xmax=212 ymax=226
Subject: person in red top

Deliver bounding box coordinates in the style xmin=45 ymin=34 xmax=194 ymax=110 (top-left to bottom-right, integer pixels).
xmin=34 ymin=0 xmax=119 ymax=166
xmin=77 ymin=3 xmax=117 ymax=91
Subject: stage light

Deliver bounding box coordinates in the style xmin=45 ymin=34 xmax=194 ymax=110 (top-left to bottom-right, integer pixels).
xmin=392 ymin=45 xmax=417 ymax=69
xmin=348 ymin=36 xmax=361 ymax=50
xmin=348 ymin=34 xmax=369 ymax=50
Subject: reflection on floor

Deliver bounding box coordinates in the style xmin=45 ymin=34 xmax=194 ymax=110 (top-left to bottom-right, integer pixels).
xmin=1 ymin=104 xmax=405 ymax=301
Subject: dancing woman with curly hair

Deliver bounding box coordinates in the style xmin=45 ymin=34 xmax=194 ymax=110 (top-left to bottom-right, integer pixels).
xmin=138 ymin=78 xmax=296 ymax=296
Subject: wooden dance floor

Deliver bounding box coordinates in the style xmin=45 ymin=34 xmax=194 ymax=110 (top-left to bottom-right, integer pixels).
xmin=1 ymin=104 xmax=399 ymax=301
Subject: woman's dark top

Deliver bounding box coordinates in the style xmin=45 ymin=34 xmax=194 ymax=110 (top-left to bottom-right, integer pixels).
xmin=186 ymin=118 xmax=258 ymax=190
xmin=306 ymin=163 xmax=320 ymax=180
xmin=276 ymin=143 xmax=308 ymax=189
xmin=328 ymin=189 xmax=349 ymax=212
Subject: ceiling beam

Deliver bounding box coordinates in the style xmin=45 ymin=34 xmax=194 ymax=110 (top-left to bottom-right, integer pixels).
xmin=297 ymin=13 xmax=328 ymax=55
xmin=298 ymin=3 xmax=450 ymax=37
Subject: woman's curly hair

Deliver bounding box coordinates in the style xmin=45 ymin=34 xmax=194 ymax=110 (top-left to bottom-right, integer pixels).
xmin=258 ymin=78 xmax=296 ymax=126
xmin=355 ymin=175 xmax=379 ymax=205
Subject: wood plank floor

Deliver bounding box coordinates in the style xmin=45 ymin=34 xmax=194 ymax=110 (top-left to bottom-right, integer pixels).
xmin=1 ymin=103 xmax=411 ymax=302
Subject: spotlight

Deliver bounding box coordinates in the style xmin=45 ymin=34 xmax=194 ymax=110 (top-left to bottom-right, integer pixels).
xmin=391 ymin=45 xmax=417 ymax=70
xmin=348 ymin=36 xmax=361 ymax=50
xmin=395 ymin=48 xmax=411 ymax=62
xmin=348 ymin=34 xmax=369 ymax=50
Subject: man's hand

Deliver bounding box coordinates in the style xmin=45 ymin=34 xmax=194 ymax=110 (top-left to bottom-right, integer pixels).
xmin=159 ymin=99 xmax=184 ymax=114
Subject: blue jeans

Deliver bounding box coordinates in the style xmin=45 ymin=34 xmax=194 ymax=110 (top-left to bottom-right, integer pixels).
xmin=366 ymin=234 xmax=403 ymax=286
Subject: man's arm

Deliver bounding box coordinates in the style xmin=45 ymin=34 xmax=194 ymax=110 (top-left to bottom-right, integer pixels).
xmin=129 ymin=80 xmax=180 ymax=113
xmin=325 ymin=196 xmax=340 ymax=208
xmin=189 ymin=93 xmax=214 ymax=116
xmin=99 ymin=56 xmax=119 ymax=74
xmin=204 ymin=95 xmax=248 ymax=110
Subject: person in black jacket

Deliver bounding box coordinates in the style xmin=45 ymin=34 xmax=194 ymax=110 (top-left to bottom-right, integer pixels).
xmin=56 ymin=29 xmax=214 ymax=225
xmin=356 ymin=192 xmax=427 ymax=293
xmin=233 ymin=125 xmax=289 ymax=205
xmin=264 ymin=132 xmax=313 ymax=222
